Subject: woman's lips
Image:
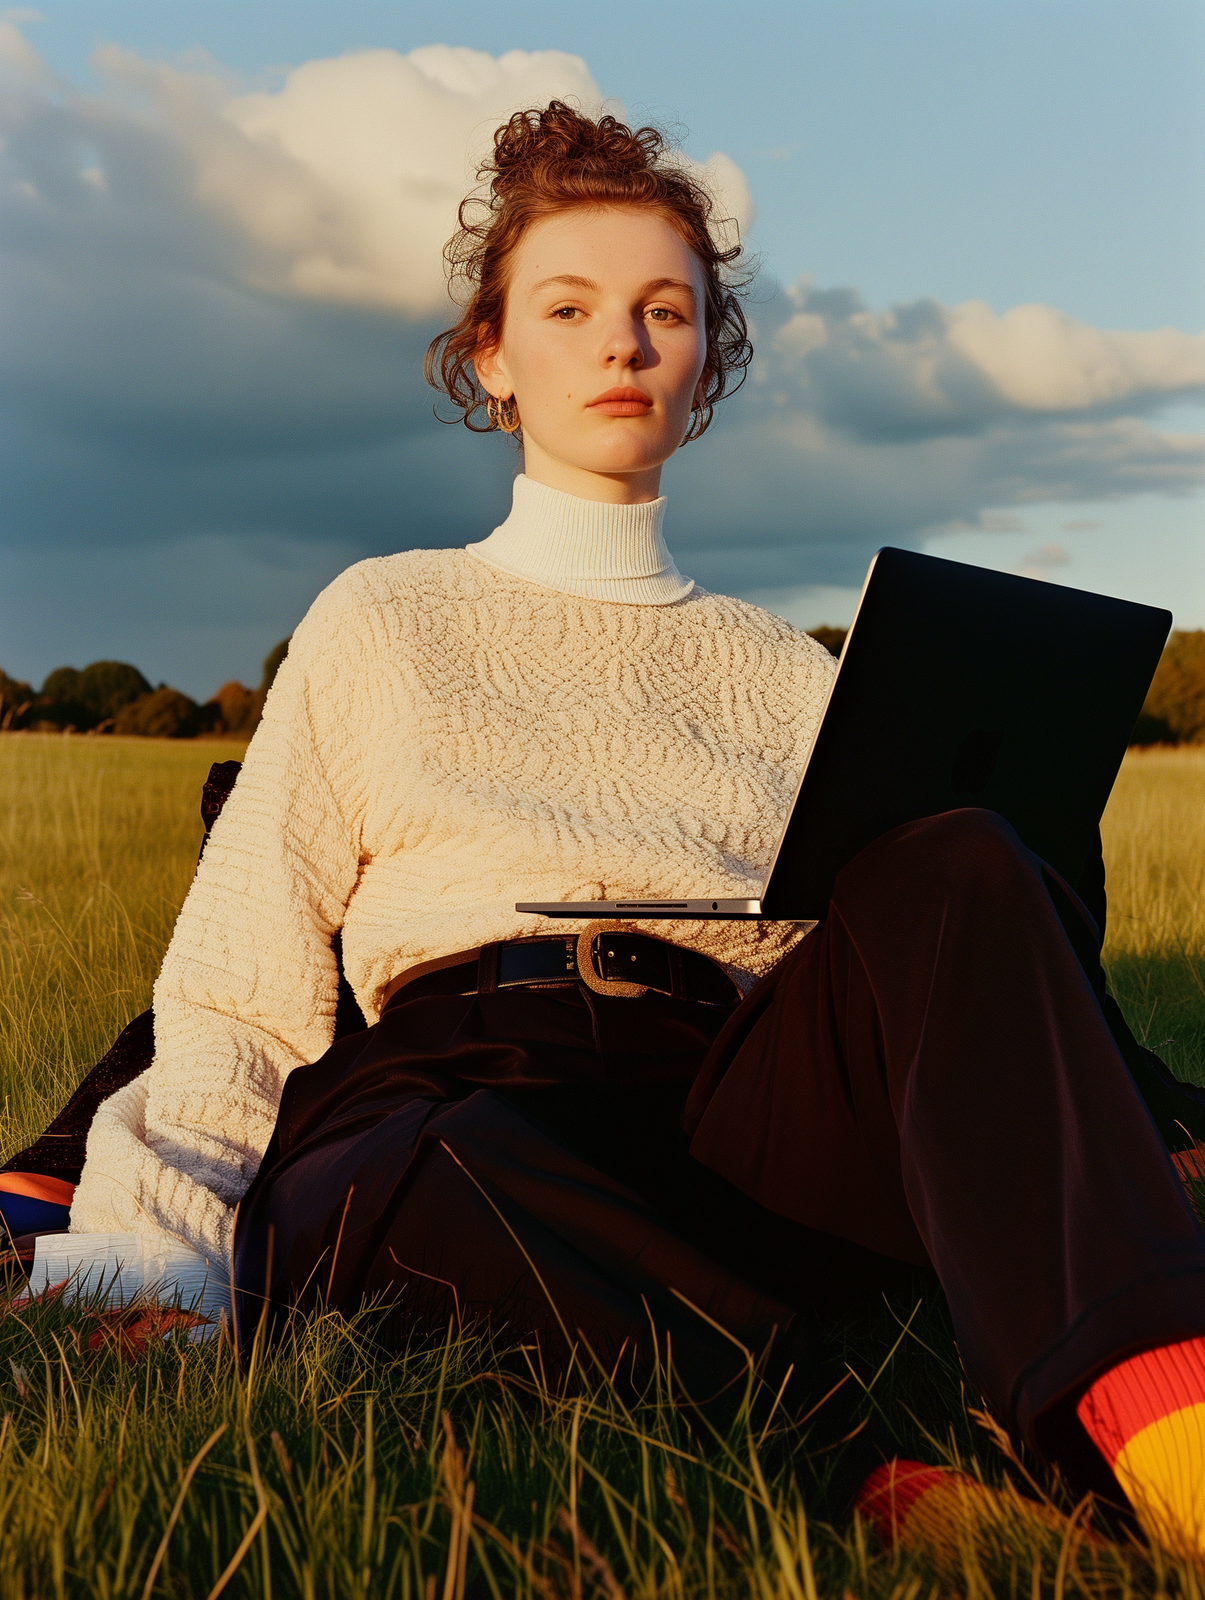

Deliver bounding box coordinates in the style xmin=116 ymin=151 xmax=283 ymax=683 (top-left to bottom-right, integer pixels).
xmin=587 ymin=386 xmax=655 ymax=417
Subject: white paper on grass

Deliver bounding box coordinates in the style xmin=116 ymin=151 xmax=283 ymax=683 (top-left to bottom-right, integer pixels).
xmin=27 ymin=1233 xmax=231 ymax=1339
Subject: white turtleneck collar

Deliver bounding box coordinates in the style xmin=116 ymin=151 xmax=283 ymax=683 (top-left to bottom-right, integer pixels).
xmin=466 ymin=474 xmax=694 ymax=606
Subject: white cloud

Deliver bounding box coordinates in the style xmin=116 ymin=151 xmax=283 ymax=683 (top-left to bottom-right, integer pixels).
xmin=946 ymin=301 xmax=1205 ymax=412
xmin=772 ymin=312 xmax=828 ymax=359
xmin=219 ymin=46 xmax=611 ymax=312
xmin=0 ymin=15 xmax=41 ymax=74
xmin=76 ymin=43 xmax=609 ymax=315
xmin=756 ymin=282 xmax=1205 ymax=441
xmin=690 ymin=150 xmax=755 ymax=249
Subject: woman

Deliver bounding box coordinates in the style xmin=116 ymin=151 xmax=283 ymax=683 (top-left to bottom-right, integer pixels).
xmin=47 ymin=104 xmax=1205 ymax=1555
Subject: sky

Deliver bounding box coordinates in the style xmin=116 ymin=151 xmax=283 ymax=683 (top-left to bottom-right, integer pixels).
xmin=1 ymin=0 xmax=1203 ymax=699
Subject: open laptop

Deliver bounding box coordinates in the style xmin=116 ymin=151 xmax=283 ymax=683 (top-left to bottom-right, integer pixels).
xmin=517 ymin=546 xmax=1170 ymax=923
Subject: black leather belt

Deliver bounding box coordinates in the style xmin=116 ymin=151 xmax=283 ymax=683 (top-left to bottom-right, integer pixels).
xmin=381 ymin=928 xmax=740 ymax=1010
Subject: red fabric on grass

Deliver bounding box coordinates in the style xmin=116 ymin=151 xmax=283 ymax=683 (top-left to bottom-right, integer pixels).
xmin=856 ymin=1461 xmax=953 ymax=1543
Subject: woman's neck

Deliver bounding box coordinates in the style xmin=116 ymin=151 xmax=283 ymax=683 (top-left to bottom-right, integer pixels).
xmin=465 ymin=474 xmax=693 ymax=606
xmin=519 ymin=438 xmax=663 ymax=505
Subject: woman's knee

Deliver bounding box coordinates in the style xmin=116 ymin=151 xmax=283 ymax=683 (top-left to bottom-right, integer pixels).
xmin=912 ymin=806 xmax=1025 ymax=860
xmin=840 ymin=807 xmax=1036 ymax=907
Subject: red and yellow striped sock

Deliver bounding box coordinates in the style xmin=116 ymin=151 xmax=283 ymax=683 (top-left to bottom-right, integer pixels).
xmin=1077 ymin=1336 xmax=1205 ymax=1562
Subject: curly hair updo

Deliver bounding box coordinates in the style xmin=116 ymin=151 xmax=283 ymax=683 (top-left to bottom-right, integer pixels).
xmin=424 ymin=101 xmax=753 ymax=444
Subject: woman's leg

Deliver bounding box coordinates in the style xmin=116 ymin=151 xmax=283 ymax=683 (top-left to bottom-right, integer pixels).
xmin=233 ymin=982 xmax=802 ymax=1401
xmin=685 ymin=806 xmax=1205 ymax=1485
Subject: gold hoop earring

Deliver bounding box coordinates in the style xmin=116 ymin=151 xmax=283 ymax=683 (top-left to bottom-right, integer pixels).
xmin=487 ymin=395 xmax=521 ymax=434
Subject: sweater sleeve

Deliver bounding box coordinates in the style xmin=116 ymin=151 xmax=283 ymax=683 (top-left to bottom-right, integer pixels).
xmin=70 ymin=572 xmax=371 ymax=1267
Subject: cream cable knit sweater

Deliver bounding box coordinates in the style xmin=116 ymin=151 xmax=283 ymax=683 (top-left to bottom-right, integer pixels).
xmin=70 ymin=476 xmax=836 ymax=1268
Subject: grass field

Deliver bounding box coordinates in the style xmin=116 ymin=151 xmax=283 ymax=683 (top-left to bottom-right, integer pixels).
xmin=1099 ymin=748 xmax=1205 ymax=1085
xmin=1 ymin=733 xmax=1204 ymax=1599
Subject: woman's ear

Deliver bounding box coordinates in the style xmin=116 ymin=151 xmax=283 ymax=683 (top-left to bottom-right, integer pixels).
xmin=473 ymin=337 xmax=511 ymax=401
xmin=692 ymin=373 xmax=709 ymax=410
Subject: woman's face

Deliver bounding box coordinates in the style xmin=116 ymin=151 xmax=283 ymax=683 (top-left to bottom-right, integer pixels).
xmin=474 ymin=206 xmax=709 ymax=503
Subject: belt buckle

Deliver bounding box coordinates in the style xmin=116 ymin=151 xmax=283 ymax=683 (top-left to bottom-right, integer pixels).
xmin=496 ymin=937 xmax=578 ymax=989
xmin=575 ymin=921 xmax=648 ymax=998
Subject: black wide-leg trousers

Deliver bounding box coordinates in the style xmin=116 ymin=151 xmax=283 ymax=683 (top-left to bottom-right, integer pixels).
xmin=687 ymin=807 xmax=1205 ymax=1463
xmin=234 ymin=807 xmax=1205 ymax=1477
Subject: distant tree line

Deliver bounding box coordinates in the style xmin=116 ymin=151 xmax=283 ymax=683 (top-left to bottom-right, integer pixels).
xmin=1131 ymin=631 xmax=1205 ymax=746
xmin=807 ymin=626 xmax=847 ymax=658
xmin=0 ymin=639 xmax=290 ymax=738
xmin=2 ymin=627 xmax=1198 ymax=746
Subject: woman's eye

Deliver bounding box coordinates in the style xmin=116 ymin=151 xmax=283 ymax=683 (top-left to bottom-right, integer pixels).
xmin=553 ymin=307 xmax=579 ymax=320
xmin=648 ymin=307 xmax=681 ymax=323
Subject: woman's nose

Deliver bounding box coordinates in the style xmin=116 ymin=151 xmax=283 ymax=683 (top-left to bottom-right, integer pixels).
xmin=600 ymin=316 xmax=648 ymax=368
